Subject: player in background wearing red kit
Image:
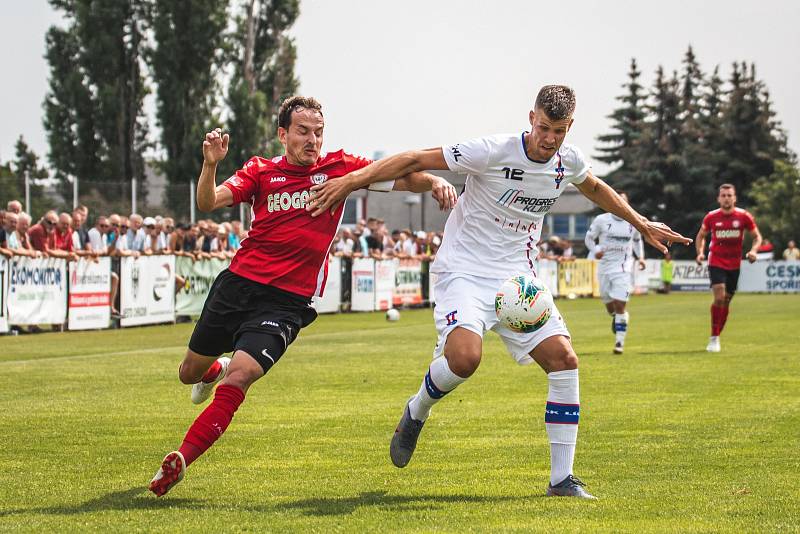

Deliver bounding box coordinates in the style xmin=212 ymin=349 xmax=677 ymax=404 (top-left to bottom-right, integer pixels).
xmin=148 ymin=96 xmax=457 ymax=496
xmin=695 ymin=184 xmax=761 ymax=353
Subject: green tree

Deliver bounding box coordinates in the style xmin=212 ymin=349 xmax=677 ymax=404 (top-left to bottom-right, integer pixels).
xmin=43 ymin=0 xmax=149 ymax=196
xmin=12 ymin=137 xmax=50 ymax=218
xmin=222 ymin=0 xmax=300 ymax=179
xmin=595 ymin=58 xmax=647 ymax=178
xmin=749 ymin=160 xmax=800 ymax=253
xmin=148 ymin=0 xmax=229 ymax=217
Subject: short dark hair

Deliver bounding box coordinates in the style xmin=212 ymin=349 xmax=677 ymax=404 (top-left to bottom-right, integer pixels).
xmin=535 ymin=85 xmax=576 ymax=120
xmin=719 ymin=183 xmax=735 ymax=192
xmin=278 ymin=96 xmax=323 ymax=129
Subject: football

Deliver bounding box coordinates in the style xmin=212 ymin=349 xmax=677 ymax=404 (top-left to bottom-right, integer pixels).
xmin=495 ymin=274 xmax=553 ymax=333
xmin=385 ymin=308 xmax=401 ymax=321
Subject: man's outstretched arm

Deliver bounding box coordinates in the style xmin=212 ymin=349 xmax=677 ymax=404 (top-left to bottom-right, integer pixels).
xmin=197 ymin=128 xmax=234 ymax=212
xmin=575 ymin=172 xmax=691 ymax=254
xmin=308 ymin=148 xmax=449 ymax=216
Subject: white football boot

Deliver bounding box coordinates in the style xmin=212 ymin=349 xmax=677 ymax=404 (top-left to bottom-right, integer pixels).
xmin=706 ymin=336 xmax=721 ymax=353
xmin=149 ymin=451 xmax=186 ymax=497
xmin=191 ymin=356 xmax=231 ymax=404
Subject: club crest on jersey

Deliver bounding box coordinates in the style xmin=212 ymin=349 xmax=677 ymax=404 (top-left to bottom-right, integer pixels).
xmin=554 ymin=152 xmax=565 ymax=189
xmin=311 ymin=173 xmax=328 ymax=185
xmin=733 ymin=220 xmax=740 ymax=228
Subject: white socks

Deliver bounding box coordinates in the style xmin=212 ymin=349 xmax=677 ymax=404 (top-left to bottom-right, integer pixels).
xmin=545 ymin=369 xmax=580 ymax=485
xmin=614 ymin=312 xmax=629 ymax=344
xmin=408 ymin=357 xmax=466 ymax=421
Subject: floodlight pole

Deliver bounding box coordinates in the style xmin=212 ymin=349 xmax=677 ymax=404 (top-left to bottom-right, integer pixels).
xmin=132 ymin=178 xmax=138 ymax=214
xmin=73 ymin=176 xmax=78 ymax=210
xmin=24 ymin=171 xmax=30 ymax=212
xmin=189 ymin=179 xmax=196 ymax=223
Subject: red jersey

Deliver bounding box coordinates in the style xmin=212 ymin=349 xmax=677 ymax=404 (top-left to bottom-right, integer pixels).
xmin=28 ymin=223 xmax=55 ymax=252
xmin=702 ymin=208 xmax=757 ymax=270
xmin=54 ymin=228 xmax=74 ymax=252
xmin=223 ymin=150 xmax=372 ymax=298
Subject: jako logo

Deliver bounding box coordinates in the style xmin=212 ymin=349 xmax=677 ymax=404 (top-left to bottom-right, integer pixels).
xmin=267 ymin=190 xmax=312 ymax=212
xmin=270 ymin=176 xmax=286 ymax=183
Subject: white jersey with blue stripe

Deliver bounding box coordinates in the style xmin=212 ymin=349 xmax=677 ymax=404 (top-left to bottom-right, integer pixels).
xmin=585 ymin=213 xmax=644 ymax=275
xmin=433 ymin=133 xmax=590 ymax=279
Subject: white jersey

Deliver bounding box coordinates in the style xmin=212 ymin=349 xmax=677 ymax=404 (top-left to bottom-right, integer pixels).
xmin=585 ymin=213 xmax=644 ymax=275
xmin=433 ymin=133 xmax=590 ymax=279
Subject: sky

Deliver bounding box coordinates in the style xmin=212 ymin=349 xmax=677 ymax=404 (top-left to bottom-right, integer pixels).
xmin=2 ymin=0 xmax=799 ymax=176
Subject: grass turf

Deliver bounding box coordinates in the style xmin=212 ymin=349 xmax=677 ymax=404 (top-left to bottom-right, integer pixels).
xmin=0 ymin=293 xmax=798 ymax=532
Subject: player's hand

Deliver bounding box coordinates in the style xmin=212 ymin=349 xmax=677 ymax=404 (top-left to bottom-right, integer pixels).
xmin=746 ymin=250 xmax=757 ymax=263
xmin=203 ymin=128 xmax=229 ymax=165
xmin=638 ymin=221 xmax=692 ymax=255
xmin=430 ymin=176 xmax=457 ymax=210
xmin=696 ymin=253 xmax=705 ymax=265
xmin=638 ymin=258 xmax=646 ymax=270
xmin=594 ymin=250 xmax=604 ymax=260
xmin=308 ymin=177 xmax=356 ymax=217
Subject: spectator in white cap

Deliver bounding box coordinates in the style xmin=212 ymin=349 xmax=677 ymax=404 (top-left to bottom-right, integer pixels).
xmin=144 ymin=216 xmax=168 ymax=254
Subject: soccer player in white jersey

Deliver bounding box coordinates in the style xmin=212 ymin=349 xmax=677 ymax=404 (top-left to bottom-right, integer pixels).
xmin=308 ymin=85 xmax=690 ymax=499
xmin=584 ymin=192 xmax=645 ymax=354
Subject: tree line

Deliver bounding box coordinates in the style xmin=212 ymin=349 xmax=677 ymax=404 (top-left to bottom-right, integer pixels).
xmin=595 ymin=47 xmax=798 ymax=257
xmin=40 ymin=0 xmax=299 ymax=217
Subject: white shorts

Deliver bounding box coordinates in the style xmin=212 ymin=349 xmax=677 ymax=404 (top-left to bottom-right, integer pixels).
xmin=598 ymin=272 xmax=633 ymax=303
xmin=432 ymin=273 xmax=570 ymax=365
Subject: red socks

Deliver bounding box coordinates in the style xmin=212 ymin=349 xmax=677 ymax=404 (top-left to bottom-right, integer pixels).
xmin=710 ymin=304 xmax=729 ymax=336
xmin=178 ymin=384 xmax=245 ymax=466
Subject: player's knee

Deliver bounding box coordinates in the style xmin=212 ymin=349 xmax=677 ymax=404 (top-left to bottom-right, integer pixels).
xmin=220 ymin=367 xmax=261 ymax=393
xmin=445 ymin=348 xmax=481 ymax=378
xmin=549 ymin=349 xmax=578 ymax=372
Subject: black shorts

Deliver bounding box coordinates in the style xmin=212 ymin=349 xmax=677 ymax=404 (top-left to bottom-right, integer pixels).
xmin=189 ymin=269 xmax=317 ymax=365
xmin=708 ymin=266 xmax=740 ymax=295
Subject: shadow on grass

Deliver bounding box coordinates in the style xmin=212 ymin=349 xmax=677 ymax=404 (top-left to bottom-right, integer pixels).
xmin=0 ymin=486 xmax=205 ymax=517
xmin=277 ymin=490 xmax=539 ymax=516
xmin=0 ymin=488 xmax=541 ymax=519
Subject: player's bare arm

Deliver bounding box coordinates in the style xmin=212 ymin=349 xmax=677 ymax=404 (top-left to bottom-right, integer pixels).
xmin=746 ymin=226 xmax=762 ymax=263
xmin=695 ymin=224 xmax=708 ymax=264
xmin=575 ymin=172 xmax=691 ymax=254
xmin=391 ymin=172 xmax=457 ymax=211
xmin=197 ymin=128 xmax=234 ymax=212
xmin=308 ymin=148 xmax=449 ymax=216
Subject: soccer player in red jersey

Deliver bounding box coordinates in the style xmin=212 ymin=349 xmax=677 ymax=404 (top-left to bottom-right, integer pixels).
xmin=148 ymin=96 xmax=457 ymax=496
xmin=695 ymin=184 xmax=761 ymax=352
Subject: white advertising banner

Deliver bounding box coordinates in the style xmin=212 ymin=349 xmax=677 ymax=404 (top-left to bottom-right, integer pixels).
xmin=738 ymin=261 xmax=800 ymax=293
xmin=374 ymin=260 xmax=396 ymax=311
xmin=538 ymin=259 xmax=559 ymax=297
xmin=0 ymin=257 xmax=8 ymax=333
xmin=8 ymin=257 xmax=68 ymax=325
xmin=68 ymin=257 xmax=111 ymax=330
xmin=670 ymin=260 xmax=710 ymax=292
xmin=633 ymin=259 xmax=663 ymax=294
xmin=392 ymin=258 xmax=423 ymax=307
xmin=351 ymin=258 xmax=375 ymax=312
xmin=313 ymin=256 xmax=342 ymax=314
xmin=175 ymin=257 xmax=230 ymax=316
xmin=120 ymin=255 xmax=176 ymax=327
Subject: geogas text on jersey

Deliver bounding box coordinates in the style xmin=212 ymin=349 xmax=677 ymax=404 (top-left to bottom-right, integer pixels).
xmin=267 ymin=190 xmax=312 ymax=213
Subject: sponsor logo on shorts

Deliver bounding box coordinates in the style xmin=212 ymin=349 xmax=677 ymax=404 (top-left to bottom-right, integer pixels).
xmin=261 ymin=320 xmax=279 ymax=327
xmin=445 ymin=310 xmax=458 ymax=326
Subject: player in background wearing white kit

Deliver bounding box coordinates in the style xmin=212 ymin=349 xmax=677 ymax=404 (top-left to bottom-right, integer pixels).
xmin=584 ymin=192 xmax=646 ymax=354
xmin=307 ymin=86 xmax=690 ymax=499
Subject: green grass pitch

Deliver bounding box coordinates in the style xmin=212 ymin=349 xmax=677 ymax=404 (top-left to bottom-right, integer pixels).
xmin=0 ymin=293 xmax=798 ymax=532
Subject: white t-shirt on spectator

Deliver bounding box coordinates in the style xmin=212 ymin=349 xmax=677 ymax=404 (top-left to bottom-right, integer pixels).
xmin=402 ymin=238 xmax=418 ymax=256
xmin=87 ymin=228 xmax=108 ymax=253
xmin=335 ymin=238 xmax=354 ymax=254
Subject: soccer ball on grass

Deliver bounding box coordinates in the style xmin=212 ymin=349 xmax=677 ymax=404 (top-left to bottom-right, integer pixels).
xmin=385 ymin=308 xmax=401 ymax=321
xmin=495 ymin=274 xmax=553 ymax=333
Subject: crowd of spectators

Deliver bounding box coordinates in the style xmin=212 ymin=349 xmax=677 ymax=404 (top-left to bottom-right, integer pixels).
xmin=0 ymin=200 xmax=246 ymax=262
xmin=331 ymin=217 xmax=442 ymax=261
